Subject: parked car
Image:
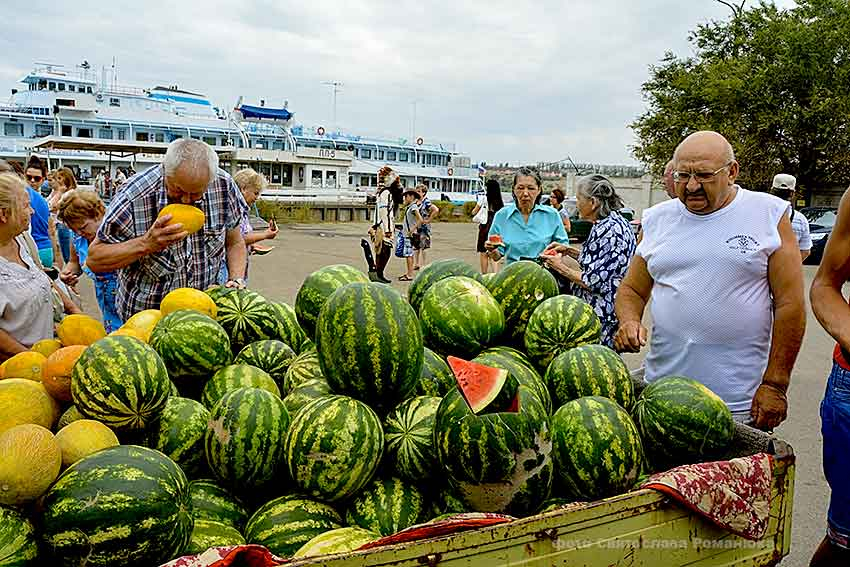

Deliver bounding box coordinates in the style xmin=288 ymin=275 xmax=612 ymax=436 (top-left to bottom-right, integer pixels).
xmin=801 ymin=206 xmax=837 ymax=265
xmin=567 ymin=206 xmax=636 ymax=243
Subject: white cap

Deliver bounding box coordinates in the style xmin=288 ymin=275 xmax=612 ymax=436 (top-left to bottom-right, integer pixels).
xmin=772 ymin=173 xmax=796 ymax=190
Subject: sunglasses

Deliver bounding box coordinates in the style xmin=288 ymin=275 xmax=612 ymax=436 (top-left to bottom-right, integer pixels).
xmin=26 ymin=175 xmax=43 ymax=182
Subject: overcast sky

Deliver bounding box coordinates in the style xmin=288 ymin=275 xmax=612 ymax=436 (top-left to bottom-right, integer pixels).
xmin=2 ymin=0 xmax=797 ymax=166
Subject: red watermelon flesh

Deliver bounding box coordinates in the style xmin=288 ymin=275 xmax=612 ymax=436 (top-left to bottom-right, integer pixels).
xmin=447 ymin=356 xmax=519 ymax=414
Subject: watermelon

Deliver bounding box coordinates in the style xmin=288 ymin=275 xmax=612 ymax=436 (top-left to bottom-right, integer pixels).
xmin=551 ymin=396 xmax=644 ymax=501
xmin=487 ymin=260 xmax=559 ymax=345
xmin=292 ymin=527 xmax=379 ymax=559
xmin=479 ymin=272 xmax=497 ymax=289
xmin=545 ymin=344 xmax=634 ymax=410
xmin=634 ymin=376 xmax=735 ymax=469
xmin=149 ymin=310 xmax=233 ymax=383
xmin=540 ymin=497 xmax=571 ymax=513
xmin=283 ymin=378 xmax=332 ymax=417
xmin=185 ymin=519 xmax=245 ymax=555
xmin=416 ymin=347 xmax=454 ymax=397
xmin=295 ymin=264 xmax=370 ymax=339
xmin=473 ymin=347 xmax=552 ymax=415
xmin=212 ymin=288 xmax=281 ymax=352
xmin=285 ymin=347 xmax=323 ymax=392
xmin=244 ymin=495 xmax=342 ymax=557
xmin=234 ymin=340 xmax=296 ymax=390
xmin=431 ymin=484 xmax=467 ymax=516
xmin=316 ymin=283 xmax=422 ymax=414
xmin=0 ymin=504 xmax=38 ymax=565
xmin=41 ymin=445 xmax=192 ymax=567
xmin=383 ymin=396 xmax=441 ymax=483
xmin=419 ymin=276 xmax=504 ymax=358
xmin=189 ymin=479 xmax=248 ymax=530
xmin=285 ymin=395 xmax=384 ymax=502
xmin=267 ymin=301 xmax=308 ymax=353
xmin=205 ymin=387 xmax=290 ymax=490
xmin=57 ymin=405 xmax=84 ymax=430
xmin=71 ymin=336 xmax=171 ymax=432
xmin=434 ymin=385 xmax=552 ymax=515
xmin=524 ymin=295 xmax=601 ymax=370
xmin=408 ymin=258 xmax=480 ymax=313
xmin=148 ymin=396 xmax=210 ymax=479
xmin=447 ymin=356 xmax=517 ymax=414
xmin=345 ymin=477 xmax=429 ymax=536
xmin=200 ymin=364 xmax=280 ymax=409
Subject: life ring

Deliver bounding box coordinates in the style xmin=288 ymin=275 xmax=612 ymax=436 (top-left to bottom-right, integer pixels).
xmin=416 ymin=137 xmax=424 ymax=146
xmin=447 ymin=167 xmax=454 ymax=176
xmin=317 ymin=126 xmax=325 ymax=136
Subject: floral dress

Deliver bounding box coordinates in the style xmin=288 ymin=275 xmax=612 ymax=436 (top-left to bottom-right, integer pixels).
xmin=573 ymin=212 xmax=637 ymax=348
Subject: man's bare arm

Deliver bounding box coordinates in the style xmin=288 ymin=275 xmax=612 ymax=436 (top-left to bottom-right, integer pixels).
xmin=225 ymin=227 xmax=247 ymax=281
xmin=87 ymin=215 xmax=186 ymax=273
xmin=811 ymin=187 xmax=850 ymax=350
xmin=613 ymin=255 xmax=654 ymax=352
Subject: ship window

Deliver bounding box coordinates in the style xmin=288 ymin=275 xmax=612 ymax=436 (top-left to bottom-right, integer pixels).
xmin=61 ymin=125 xmax=72 ymax=136
xmin=311 ymin=169 xmax=323 ymax=187
xmin=155 ymin=133 xmax=165 ymax=143
xmin=117 ymin=129 xmax=126 ymax=140
xmin=35 ymin=124 xmax=53 ymax=137
xmin=399 ymin=152 xmax=409 ymax=162
xmin=49 ymin=81 xmax=56 ymax=91
xmin=271 ymin=163 xmax=282 ymax=184
xmin=109 ymin=98 xmax=121 ymax=107
xmin=68 ymin=85 xmax=76 ymax=92
xmin=58 ymin=83 xmax=65 ymax=91
xmin=326 ymin=170 xmax=337 ymax=188
xmin=136 ymin=132 xmax=149 ymax=142
xmin=378 ymin=150 xmax=385 ymax=160
xmin=38 ymin=80 xmax=47 ymax=90
xmin=86 ymin=87 xmax=93 ymax=94
xmin=77 ymin=128 xmax=92 ymax=138
xmin=281 ymin=164 xmax=293 ymax=187
xmin=387 ymin=151 xmax=397 ymax=161
xmin=99 ymin=128 xmax=113 ymax=139
xmin=203 ymin=136 xmax=217 ymax=146
xmin=361 ymin=149 xmax=372 ymax=159
xmin=348 ymin=175 xmax=353 ymax=185
xmin=3 ymin=123 xmax=23 ymax=137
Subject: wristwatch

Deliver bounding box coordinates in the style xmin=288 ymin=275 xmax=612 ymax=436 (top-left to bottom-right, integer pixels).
xmin=228 ymin=277 xmax=246 ymax=287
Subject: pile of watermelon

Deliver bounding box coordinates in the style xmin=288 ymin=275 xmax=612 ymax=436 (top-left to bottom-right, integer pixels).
xmin=0 ymin=259 xmax=737 ymax=566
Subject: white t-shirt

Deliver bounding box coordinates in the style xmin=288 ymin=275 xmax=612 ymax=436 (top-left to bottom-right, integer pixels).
xmin=789 ymin=209 xmax=812 ymax=251
xmin=0 ymin=235 xmax=55 ymax=348
xmin=636 ymin=187 xmax=790 ymax=413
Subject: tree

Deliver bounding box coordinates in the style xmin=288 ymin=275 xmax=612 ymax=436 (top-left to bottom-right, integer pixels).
xmin=631 ymin=0 xmax=850 ymax=196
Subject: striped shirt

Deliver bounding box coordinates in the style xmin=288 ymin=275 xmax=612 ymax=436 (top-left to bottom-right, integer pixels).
xmin=96 ymin=165 xmax=247 ymax=321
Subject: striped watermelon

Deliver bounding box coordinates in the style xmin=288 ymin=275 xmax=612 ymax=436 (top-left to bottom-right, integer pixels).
xmin=545 ymin=344 xmax=634 ymax=410
xmin=295 ymin=265 xmax=370 ymax=339
xmin=185 ymin=519 xmax=245 ymax=555
xmin=205 ymin=387 xmax=290 ymax=490
xmin=487 ymin=260 xmax=559 ymax=345
xmin=416 ymin=348 xmax=454 ymax=397
xmin=148 ymin=396 xmax=210 ymax=479
xmin=285 ymin=347 xmax=323 ymax=393
xmin=552 ymin=396 xmax=644 ymax=500
xmin=284 ymin=396 xmax=384 ymax=502
xmin=283 ymin=378 xmax=332 ymax=417
xmin=0 ymin=504 xmax=38 ymax=565
xmin=267 ymin=301 xmax=308 ymax=354
xmin=524 ymin=295 xmax=601 ymax=371
xmin=212 ymin=288 xmax=281 ymax=353
xmin=71 ymin=336 xmax=171 ymax=432
xmin=434 ymin=385 xmax=553 ymax=515
xmin=57 ymin=405 xmax=84 ymax=430
xmin=292 ymin=527 xmax=379 ymax=559
xmin=383 ymin=396 xmax=441 ymax=483
xmin=479 ymin=272 xmax=497 ymax=289
xmin=345 ymin=477 xmax=429 ymax=536
xmin=473 ymin=347 xmax=552 ymax=415
xmin=634 ymin=376 xmax=735 ymax=469
xmin=149 ymin=310 xmax=233 ymax=383
xmin=200 ymin=364 xmax=280 ymax=409
xmin=419 ymin=276 xmax=504 ymax=358
xmin=408 ymin=258 xmax=480 ymax=313
xmin=41 ymin=445 xmax=192 ymax=567
xmin=316 ymin=283 xmax=422 ymax=414
xmin=431 ymin=484 xmax=467 ymax=516
xmin=244 ymin=495 xmax=342 ymax=557
xmin=234 ymin=340 xmax=296 ymax=390
xmin=189 ymin=479 xmax=248 ymax=530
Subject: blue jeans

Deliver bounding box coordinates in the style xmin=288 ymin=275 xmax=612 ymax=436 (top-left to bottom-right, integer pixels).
xmin=57 ymin=224 xmax=72 ymax=263
xmin=821 ymin=363 xmax=850 ymax=549
xmin=94 ymin=276 xmax=122 ymax=333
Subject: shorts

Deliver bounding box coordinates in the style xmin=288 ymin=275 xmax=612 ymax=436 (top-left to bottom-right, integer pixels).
xmin=476 ymin=222 xmax=492 ymax=253
xmin=821 ymin=362 xmax=850 ymax=549
xmin=396 ymin=235 xmax=414 ymax=258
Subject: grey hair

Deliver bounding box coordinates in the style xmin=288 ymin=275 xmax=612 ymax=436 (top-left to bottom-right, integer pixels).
xmin=576 ymin=174 xmax=624 ymax=219
xmin=163 ymin=139 xmax=218 ymax=180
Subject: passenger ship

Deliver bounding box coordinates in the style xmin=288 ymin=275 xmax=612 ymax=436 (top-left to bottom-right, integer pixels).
xmin=0 ymin=62 xmax=483 ymax=202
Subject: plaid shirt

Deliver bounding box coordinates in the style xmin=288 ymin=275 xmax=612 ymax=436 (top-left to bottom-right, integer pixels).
xmin=97 ymin=165 xmax=247 ymax=321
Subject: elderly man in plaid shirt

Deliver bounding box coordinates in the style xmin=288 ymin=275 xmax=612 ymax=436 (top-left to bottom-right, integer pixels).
xmin=88 ymin=139 xmax=248 ymax=321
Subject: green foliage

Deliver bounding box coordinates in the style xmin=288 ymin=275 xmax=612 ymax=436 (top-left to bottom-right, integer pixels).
xmin=631 ymin=0 xmax=850 ymax=193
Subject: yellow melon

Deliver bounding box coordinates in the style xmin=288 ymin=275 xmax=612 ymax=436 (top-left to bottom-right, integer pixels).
xmin=0 ymin=351 xmax=46 ymax=381
xmin=31 ymin=338 xmax=63 ymax=358
xmin=108 ymin=327 xmax=148 ymax=342
xmin=42 ymin=345 xmax=88 ymax=403
xmin=55 ymin=420 xmax=120 ymax=468
xmin=0 ymin=379 xmax=61 ymax=434
xmin=122 ymin=309 xmax=163 ymax=342
xmin=0 ymin=423 xmax=62 ymax=506
xmin=157 ymin=204 xmax=206 ymax=235
xmin=56 ymin=314 xmax=107 ymax=347
xmin=160 ymin=287 xmax=218 ymax=318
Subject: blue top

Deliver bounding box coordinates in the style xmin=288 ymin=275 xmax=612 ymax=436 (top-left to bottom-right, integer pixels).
xmin=74 ymin=234 xmax=117 ymax=282
xmin=26 ymin=187 xmax=51 ymax=250
xmin=488 ymin=204 xmax=569 ymax=264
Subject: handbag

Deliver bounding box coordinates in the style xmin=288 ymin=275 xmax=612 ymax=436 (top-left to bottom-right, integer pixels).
xmin=472 ymin=196 xmax=488 ymax=224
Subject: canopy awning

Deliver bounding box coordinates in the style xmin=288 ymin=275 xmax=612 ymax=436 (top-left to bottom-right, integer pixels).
xmin=236 ymin=105 xmax=293 ymax=121
xmin=29 ymin=136 xmax=235 ymax=157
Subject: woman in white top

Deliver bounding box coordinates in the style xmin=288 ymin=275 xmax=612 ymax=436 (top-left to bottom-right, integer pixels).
xmin=369 ymin=166 xmax=403 ymax=283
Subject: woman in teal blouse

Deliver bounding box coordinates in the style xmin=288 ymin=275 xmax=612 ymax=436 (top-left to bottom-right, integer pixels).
xmin=485 ymin=166 xmax=568 ymax=263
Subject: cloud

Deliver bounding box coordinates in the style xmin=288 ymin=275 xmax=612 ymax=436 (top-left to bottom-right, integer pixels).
xmin=1 ymin=0 xmax=797 ymax=165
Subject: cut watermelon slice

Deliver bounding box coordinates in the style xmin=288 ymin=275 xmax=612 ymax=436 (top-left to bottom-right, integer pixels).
xmin=488 ymin=234 xmax=503 ymax=244
xmin=447 ymin=356 xmax=520 ymax=414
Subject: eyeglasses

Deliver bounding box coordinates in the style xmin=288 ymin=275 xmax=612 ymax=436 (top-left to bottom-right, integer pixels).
xmin=514 ymin=186 xmax=540 ymax=194
xmin=673 ymin=162 xmax=733 ymax=184
xmin=26 ymin=175 xmax=43 ymax=183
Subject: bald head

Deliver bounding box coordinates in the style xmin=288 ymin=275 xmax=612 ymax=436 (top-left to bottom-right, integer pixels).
xmin=671 ymin=131 xmax=739 ymax=215
xmin=674 ymin=131 xmax=735 ymax=165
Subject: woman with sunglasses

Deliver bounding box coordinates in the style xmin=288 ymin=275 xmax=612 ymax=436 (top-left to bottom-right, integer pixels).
xmin=23 ymin=156 xmax=56 ymax=267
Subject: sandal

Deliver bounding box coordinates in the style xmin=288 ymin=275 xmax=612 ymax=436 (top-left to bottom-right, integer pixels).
xmin=398 ymin=275 xmax=413 ymax=281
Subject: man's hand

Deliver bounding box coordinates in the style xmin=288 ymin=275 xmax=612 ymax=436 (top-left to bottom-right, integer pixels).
xmin=750 ymin=383 xmax=788 ymax=431
xmin=142 ymin=214 xmax=188 ymax=254
xmin=614 ymin=321 xmax=647 ymax=353
xmin=60 ymin=268 xmax=80 ymax=287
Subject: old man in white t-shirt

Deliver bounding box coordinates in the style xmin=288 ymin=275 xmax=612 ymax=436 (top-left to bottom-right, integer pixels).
xmin=614 ymin=131 xmax=806 ymax=431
